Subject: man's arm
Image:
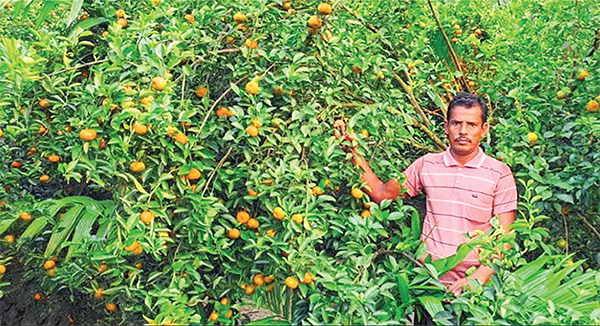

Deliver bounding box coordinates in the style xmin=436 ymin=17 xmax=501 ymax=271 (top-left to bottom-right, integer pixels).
xmin=448 ymin=210 xmax=516 ymax=296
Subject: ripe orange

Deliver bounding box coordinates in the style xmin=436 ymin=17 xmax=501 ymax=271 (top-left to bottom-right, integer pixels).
xmin=80 ymin=129 xmax=97 ymax=142
xmin=0 ymin=264 xmax=6 ymax=274
xmin=250 ymin=118 xmax=262 ymax=128
xmin=233 ymin=12 xmax=247 ymax=23
xmin=285 ymin=276 xmax=299 ymax=289
xmin=361 ymin=129 xmax=369 ymax=137
xmin=361 ymin=210 xmax=371 ymax=218
xmin=187 ymin=168 xmax=201 ymax=180
xmin=557 ymin=91 xmax=568 ymax=99
xmin=209 ymin=312 xmax=219 ymax=322
xmin=244 ymin=284 xmax=255 ymax=295
xmin=132 ymin=245 xmax=143 ymax=256
xmin=227 ymin=228 xmax=240 ymax=239
xmin=308 ymin=15 xmax=322 ymax=29
xmin=220 ymin=297 xmax=229 ymax=306
xmin=195 ymin=86 xmax=208 ymax=98
xmin=468 ymin=80 xmax=476 ymax=87
xmin=152 ymin=0 xmax=161 ymax=5
xmin=302 ymin=272 xmax=315 ymax=284
xmin=11 ymin=161 xmax=23 ymax=168
xmin=174 ymin=132 xmax=188 ymax=144
xmin=4 ymin=235 xmax=15 ymax=244
xmin=245 ymin=125 xmax=259 ymax=137
xmin=527 ymin=132 xmax=538 ymax=145
xmin=40 ymin=174 xmax=50 ymax=182
xmin=236 ymin=211 xmax=250 ymax=224
xmin=318 ymin=3 xmax=332 ymax=15
xmin=135 ymin=262 xmax=143 ymax=269
xmin=48 ymin=154 xmax=60 ymax=163
xmin=237 ymin=23 xmax=247 ymax=32
xmin=455 ymin=29 xmax=462 ymax=36
xmin=133 ymin=122 xmax=148 ymax=135
xmin=292 ymin=214 xmax=303 ymax=224
xmin=266 ymin=229 xmax=276 ymax=237
xmin=264 ymin=275 xmax=275 ymax=283
xmin=577 ymin=70 xmax=590 ymax=81
xmin=20 ymin=212 xmax=32 ymax=222
xmin=0 ymin=128 xmax=3 ymax=138
xmin=225 ymin=310 xmax=233 ymax=319
xmin=117 ymin=18 xmax=127 ymax=28
xmin=115 ymin=9 xmax=125 ymax=18
xmin=273 ymin=207 xmax=285 ymax=220
xmin=312 ymin=186 xmax=324 ymax=195
xmin=105 ymin=302 xmax=117 ymax=313
xmin=185 ymin=13 xmax=195 ymax=23
xmin=140 ymin=96 xmax=154 ymax=105
xmin=152 ymin=76 xmax=167 ymax=91
xmin=351 ymin=188 xmax=364 ymax=199
xmin=130 ymin=161 xmax=145 ymax=173
xmin=282 ymin=1 xmax=292 ymax=10
xmin=586 ymin=99 xmax=599 ymax=113
xmin=247 ymin=189 xmax=258 ymax=197
xmin=124 ymin=240 xmax=141 ymax=252
xmin=34 ymin=293 xmax=44 ymax=301
xmin=98 ymin=263 xmax=108 ymax=273
xmin=226 ymin=36 xmax=235 ymax=44
xmin=247 ymin=218 xmax=259 ymax=229
xmin=38 ymin=124 xmax=47 ymax=135
xmin=253 ymin=274 xmax=265 ymax=286
xmin=39 ymin=99 xmax=49 ymax=108
xmin=452 ymin=37 xmax=458 ymax=44
xmin=245 ymin=80 xmax=259 ymax=95
xmin=216 ymin=106 xmax=233 ymax=117
xmin=93 ymin=288 xmax=104 ymax=299
xmin=43 ymin=260 xmax=56 ymax=270
xmin=244 ymin=38 xmax=258 ymax=49
xmin=46 ymin=268 xmax=56 ymax=277
xmin=140 ymin=211 xmax=154 ymax=224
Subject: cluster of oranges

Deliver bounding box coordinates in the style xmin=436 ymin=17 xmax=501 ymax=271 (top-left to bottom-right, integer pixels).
xmin=307 ymin=3 xmax=332 ymax=34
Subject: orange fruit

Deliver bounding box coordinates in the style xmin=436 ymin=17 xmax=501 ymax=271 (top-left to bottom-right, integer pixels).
xmin=236 ymin=211 xmax=250 ymax=224
xmin=557 ymin=91 xmax=568 ymax=99
xmin=244 ymin=285 xmax=255 ymax=295
xmin=244 ymin=38 xmax=258 ymax=49
xmin=216 ymin=106 xmax=233 ymax=117
xmin=187 ymin=168 xmax=201 ymax=180
xmin=4 ymin=235 xmax=15 ymax=244
xmin=285 ymin=276 xmax=299 ymax=289
xmin=227 ymin=228 xmax=240 ymax=239
xmin=220 ymin=297 xmax=229 ymax=305
xmin=273 ymin=207 xmax=285 ymax=220
xmin=351 ymin=188 xmax=364 ymax=199
xmin=361 ymin=210 xmax=371 ymax=218
xmin=140 ymin=96 xmax=154 ymax=105
xmin=152 ymin=0 xmax=161 ymax=5
xmin=46 ymin=268 xmax=56 ymax=277
xmin=282 ymin=1 xmax=292 ymax=10
xmin=39 ymin=99 xmax=49 ymax=108
xmin=105 ymin=302 xmax=117 ymax=313
xmin=11 ymin=161 xmax=23 ymax=168
xmin=129 ymin=161 xmax=145 ymax=173
xmin=124 ymin=240 xmax=141 ymax=252
xmin=468 ymin=80 xmax=476 ymax=87
xmin=152 ymin=76 xmax=167 ymax=91
xmin=38 ymin=124 xmax=47 ymax=135
xmin=253 ymin=274 xmax=265 ymax=286
xmin=474 ymin=28 xmax=482 ymax=36
xmin=263 ymin=275 xmax=275 ymax=283
xmin=266 ymin=229 xmax=276 ymax=237
xmin=93 ymin=288 xmax=104 ymax=299
xmin=318 ymin=3 xmax=332 ymax=15
xmin=308 ymin=15 xmax=322 ymax=29
xmin=115 ymin=9 xmax=125 ymax=18
xmin=98 ymin=263 xmax=108 ymax=273
xmin=302 ymin=272 xmax=315 ymax=284
xmin=578 ymin=70 xmax=590 ymax=81
xmin=117 ymin=18 xmax=127 ymax=28
xmin=0 ymin=128 xmax=3 ymax=138
xmin=245 ymin=80 xmax=259 ymax=95
xmin=237 ymin=23 xmax=247 ymax=32
xmin=135 ymin=262 xmax=143 ymax=269
xmin=133 ymin=122 xmax=148 ymax=135
xmin=140 ymin=211 xmax=154 ymax=224
xmin=79 ymin=129 xmax=97 ymax=142
xmin=40 ymin=174 xmax=50 ymax=182
xmin=527 ymin=132 xmax=538 ymax=145
xmin=247 ymin=218 xmax=259 ymax=229
xmin=226 ymin=36 xmax=235 ymax=44
xmin=292 ymin=214 xmax=303 ymax=224
xmin=233 ymin=12 xmax=247 ymax=23
xmin=184 ymin=14 xmax=195 ymax=23
xmin=209 ymin=312 xmax=219 ymax=322
xmin=312 ymin=186 xmax=324 ymax=195
xmin=225 ymin=310 xmax=233 ymax=319
xmin=247 ymin=189 xmax=258 ymax=197
xmin=195 ymin=86 xmax=208 ymax=98
xmin=20 ymin=212 xmax=32 ymax=222
xmin=251 ymin=118 xmax=262 ymax=127
xmin=132 ymin=245 xmax=143 ymax=256
xmin=586 ymin=100 xmax=599 ymax=113
xmin=43 ymin=260 xmax=56 ymax=270
xmin=245 ymin=125 xmax=258 ymax=137
xmin=47 ymin=154 xmax=60 ymax=163
xmin=455 ymin=29 xmax=462 ymax=35
xmin=174 ymin=132 xmax=188 ymax=144
xmin=34 ymin=293 xmax=43 ymax=301
xmin=0 ymin=264 xmax=6 ymax=274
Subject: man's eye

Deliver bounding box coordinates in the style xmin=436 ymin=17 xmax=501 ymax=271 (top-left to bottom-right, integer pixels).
xmin=469 ymin=123 xmax=477 ymax=127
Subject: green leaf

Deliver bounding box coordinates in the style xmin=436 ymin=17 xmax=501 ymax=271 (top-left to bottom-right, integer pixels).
xmin=418 ymin=296 xmax=444 ymax=318
xmin=20 ymin=217 xmax=48 ymax=239
xmin=44 ymin=205 xmax=83 ymax=257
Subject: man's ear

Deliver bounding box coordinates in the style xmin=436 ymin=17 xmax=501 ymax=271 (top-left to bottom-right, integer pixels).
xmin=444 ymin=120 xmax=449 ymax=135
xmin=482 ymin=122 xmax=489 ymax=136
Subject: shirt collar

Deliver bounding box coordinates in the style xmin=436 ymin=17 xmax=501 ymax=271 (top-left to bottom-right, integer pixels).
xmin=442 ymin=147 xmax=485 ymax=168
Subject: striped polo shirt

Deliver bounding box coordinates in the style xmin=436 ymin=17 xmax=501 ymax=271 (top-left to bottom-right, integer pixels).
xmin=402 ymin=147 xmax=517 ymax=284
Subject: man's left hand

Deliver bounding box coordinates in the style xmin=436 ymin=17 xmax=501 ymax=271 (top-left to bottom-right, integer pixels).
xmin=447 ymin=278 xmax=469 ymax=296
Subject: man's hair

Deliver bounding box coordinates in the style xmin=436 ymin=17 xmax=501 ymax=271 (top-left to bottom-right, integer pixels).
xmin=447 ymin=92 xmax=487 ymax=124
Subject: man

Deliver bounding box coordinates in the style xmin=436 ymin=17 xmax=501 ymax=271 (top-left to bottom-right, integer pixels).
xmin=336 ymin=92 xmax=517 ymax=295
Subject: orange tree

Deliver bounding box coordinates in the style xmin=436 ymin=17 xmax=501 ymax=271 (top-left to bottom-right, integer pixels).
xmin=1 ymin=0 xmax=600 ymax=325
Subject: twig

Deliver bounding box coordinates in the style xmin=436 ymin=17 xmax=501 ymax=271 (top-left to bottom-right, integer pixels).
xmin=562 ymin=213 xmax=569 ymax=253
xmin=197 ymin=86 xmax=234 ymax=134
xmin=426 ymin=0 xmax=471 ymax=92
xmin=47 ymin=59 xmax=109 ymax=76
xmin=340 ymin=4 xmax=378 ymax=33
xmin=579 ymin=213 xmax=600 ymax=242
xmin=393 ymin=72 xmax=431 ymax=127
xmin=201 ymin=147 xmax=233 ymax=197
xmin=217 ymin=48 xmax=240 ymax=54
xmin=402 ymin=252 xmax=425 ymax=268
xmin=413 ymin=119 xmax=447 ymax=151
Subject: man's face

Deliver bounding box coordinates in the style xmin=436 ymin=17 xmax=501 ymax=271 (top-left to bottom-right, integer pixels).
xmin=444 ymin=105 xmax=489 ymax=157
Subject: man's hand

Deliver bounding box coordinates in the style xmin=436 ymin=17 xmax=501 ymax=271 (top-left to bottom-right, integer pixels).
xmin=447 ymin=277 xmax=469 ymax=296
xmin=333 ymin=119 xmax=357 ymax=142
xmin=447 ymin=265 xmax=494 ymax=296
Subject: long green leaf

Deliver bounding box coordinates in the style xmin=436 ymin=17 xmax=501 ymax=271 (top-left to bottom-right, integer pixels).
xmin=397 ymin=273 xmax=411 ymax=305
xmin=34 ymin=1 xmax=59 ymax=30
xmin=0 ymin=217 xmax=18 ymax=235
xmin=64 ymin=208 xmax=101 ymax=261
xmin=20 ymin=217 xmax=48 ymax=239
xmin=44 ymin=205 xmax=83 ymax=257
xmin=66 ymin=0 xmax=83 ymax=26
xmin=418 ymin=296 xmax=444 ymax=318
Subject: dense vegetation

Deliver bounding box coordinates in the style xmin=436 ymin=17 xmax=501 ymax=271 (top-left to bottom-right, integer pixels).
xmin=0 ymin=0 xmax=599 ymax=324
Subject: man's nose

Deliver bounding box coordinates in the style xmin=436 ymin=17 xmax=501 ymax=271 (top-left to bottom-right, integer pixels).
xmin=459 ymin=123 xmax=468 ymax=134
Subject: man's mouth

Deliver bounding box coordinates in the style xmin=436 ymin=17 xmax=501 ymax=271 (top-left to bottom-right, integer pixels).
xmin=455 ymin=138 xmax=470 ymax=144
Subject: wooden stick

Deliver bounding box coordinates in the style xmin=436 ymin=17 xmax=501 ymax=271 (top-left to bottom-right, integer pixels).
xmin=201 ymin=147 xmax=233 ymax=197
xmin=579 ymin=213 xmax=600 ymax=242
xmin=393 ymin=72 xmax=431 ymax=127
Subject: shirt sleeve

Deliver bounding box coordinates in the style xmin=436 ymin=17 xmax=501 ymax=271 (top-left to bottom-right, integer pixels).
xmin=401 ymin=156 xmax=424 ymax=197
xmin=492 ymin=165 xmax=518 ymax=215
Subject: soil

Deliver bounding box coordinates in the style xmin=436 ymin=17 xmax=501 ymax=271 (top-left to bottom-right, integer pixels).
xmin=0 ymin=260 xmax=113 ymax=326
